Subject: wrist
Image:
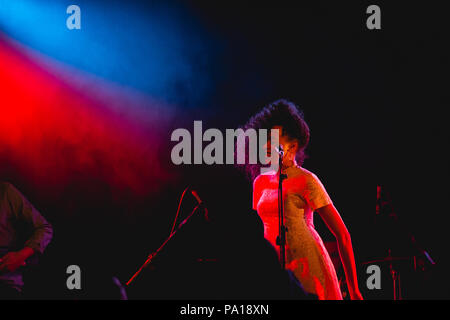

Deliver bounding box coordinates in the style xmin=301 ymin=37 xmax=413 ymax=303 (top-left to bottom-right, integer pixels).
xmin=348 ymin=285 xmax=361 ymax=294
xmin=18 ymin=247 xmax=34 ymax=259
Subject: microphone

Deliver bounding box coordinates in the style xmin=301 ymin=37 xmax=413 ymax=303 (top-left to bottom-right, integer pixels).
xmin=191 ymin=189 xmax=209 ymax=221
xmin=275 ymin=145 xmax=284 ymax=157
xmin=191 ymin=190 xmax=203 ymax=204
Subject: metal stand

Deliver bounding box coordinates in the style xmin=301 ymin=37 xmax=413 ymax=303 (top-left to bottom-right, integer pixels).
xmin=364 ymin=185 xmax=436 ymax=300
xmin=275 ymin=151 xmax=288 ymax=269
xmin=387 ymin=249 xmax=402 ymax=300
xmin=126 ymin=202 xmax=205 ymax=286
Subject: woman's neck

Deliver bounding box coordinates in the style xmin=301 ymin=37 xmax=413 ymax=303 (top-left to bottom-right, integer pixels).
xmin=281 ymin=158 xmax=297 ymax=170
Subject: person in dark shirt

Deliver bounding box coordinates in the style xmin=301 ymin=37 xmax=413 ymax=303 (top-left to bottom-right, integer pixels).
xmin=0 ymin=182 xmax=53 ymax=298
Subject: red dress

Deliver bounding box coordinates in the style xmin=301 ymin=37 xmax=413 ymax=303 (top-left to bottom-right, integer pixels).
xmin=253 ymin=166 xmax=342 ymax=300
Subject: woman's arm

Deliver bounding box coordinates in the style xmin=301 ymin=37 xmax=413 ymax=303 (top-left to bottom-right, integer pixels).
xmin=316 ymin=204 xmax=363 ymax=300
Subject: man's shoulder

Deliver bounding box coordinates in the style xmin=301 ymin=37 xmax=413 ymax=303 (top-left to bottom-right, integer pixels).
xmin=0 ymin=182 xmax=13 ymax=205
xmin=0 ymin=182 xmax=22 ymax=200
xmin=0 ymin=181 xmax=12 ymax=193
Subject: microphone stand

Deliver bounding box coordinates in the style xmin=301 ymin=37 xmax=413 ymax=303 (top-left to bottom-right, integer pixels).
xmin=276 ymin=150 xmax=288 ymax=269
xmin=126 ymin=202 xmax=205 ymax=286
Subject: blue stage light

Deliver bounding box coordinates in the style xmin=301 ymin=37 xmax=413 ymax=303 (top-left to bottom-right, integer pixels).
xmin=0 ymin=0 xmax=222 ymax=107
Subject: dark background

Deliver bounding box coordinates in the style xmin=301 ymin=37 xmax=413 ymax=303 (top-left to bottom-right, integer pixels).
xmin=1 ymin=1 xmax=448 ymax=299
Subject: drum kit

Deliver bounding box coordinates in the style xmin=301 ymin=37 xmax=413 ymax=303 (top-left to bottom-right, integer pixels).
xmin=365 ymin=186 xmax=435 ymax=299
xmin=361 ymin=250 xmax=413 ymax=300
xmin=327 ymin=185 xmax=435 ymax=300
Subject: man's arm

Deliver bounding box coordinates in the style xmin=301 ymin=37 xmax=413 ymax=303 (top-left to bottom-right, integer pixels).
xmin=0 ymin=247 xmax=34 ymax=273
xmin=0 ymin=184 xmax=53 ymax=273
